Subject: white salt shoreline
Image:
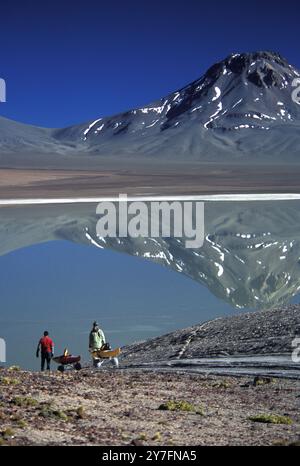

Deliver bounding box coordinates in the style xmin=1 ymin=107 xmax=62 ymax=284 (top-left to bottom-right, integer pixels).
xmin=1 ymin=193 xmax=300 ymax=205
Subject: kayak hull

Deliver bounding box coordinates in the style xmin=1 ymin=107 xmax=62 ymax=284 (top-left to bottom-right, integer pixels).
xmin=91 ymin=348 xmax=121 ymax=359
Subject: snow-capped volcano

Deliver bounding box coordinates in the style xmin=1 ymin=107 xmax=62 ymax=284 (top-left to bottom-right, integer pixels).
xmin=1 ymin=51 xmax=300 ymax=160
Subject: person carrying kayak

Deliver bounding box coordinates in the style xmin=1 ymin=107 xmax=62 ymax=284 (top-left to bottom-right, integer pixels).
xmin=89 ymin=321 xmax=107 ymax=368
xmin=36 ymin=331 xmax=54 ymax=371
xmin=89 ymin=321 xmax=119 ymax=369
xmin=89 ymin=321 xmax=106 ymax=352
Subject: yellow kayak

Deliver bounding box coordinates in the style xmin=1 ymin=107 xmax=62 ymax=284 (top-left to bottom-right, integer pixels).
xmin=91 ymin=347 xmax=121 ymax=359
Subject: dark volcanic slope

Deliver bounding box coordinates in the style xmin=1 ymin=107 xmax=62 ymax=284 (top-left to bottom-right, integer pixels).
xmin=120 ymin=305 xmax=300 ymax=365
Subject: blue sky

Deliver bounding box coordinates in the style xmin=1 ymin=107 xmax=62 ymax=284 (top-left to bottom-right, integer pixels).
xmin=0 ymin=0 xmax=300 ymax=127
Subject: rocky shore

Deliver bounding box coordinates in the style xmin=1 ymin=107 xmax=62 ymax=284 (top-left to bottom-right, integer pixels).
xmin=120 ymin=305 xmax=300 ymax=365
xmin=0 ymin=368 xmax=299 ymax=446
xmin=1 ymin=305 xmax=300 ymax=446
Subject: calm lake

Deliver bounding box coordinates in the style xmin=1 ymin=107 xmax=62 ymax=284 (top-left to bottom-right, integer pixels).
xmin=1 ymin=198 xmax=300 ymax=370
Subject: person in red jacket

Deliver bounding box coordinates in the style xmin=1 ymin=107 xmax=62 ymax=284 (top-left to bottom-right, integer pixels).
xmin=36 ymin=331 xmax=54 ymax=371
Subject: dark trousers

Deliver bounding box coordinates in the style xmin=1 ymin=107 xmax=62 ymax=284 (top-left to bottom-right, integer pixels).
xmin=41 ymin=351 xmax=52 ymax=371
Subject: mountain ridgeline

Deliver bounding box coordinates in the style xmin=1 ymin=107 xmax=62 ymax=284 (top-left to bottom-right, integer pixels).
xmin=1 ymin=51 xmax=300 ymax=161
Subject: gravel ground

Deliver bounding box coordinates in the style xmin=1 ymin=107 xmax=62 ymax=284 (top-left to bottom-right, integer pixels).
xmin=0 ymin=368 xmax=299 ymax=446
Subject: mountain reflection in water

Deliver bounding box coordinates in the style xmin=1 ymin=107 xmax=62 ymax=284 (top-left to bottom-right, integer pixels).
xmin=0 ymin=199 xmax=300 ymax=310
